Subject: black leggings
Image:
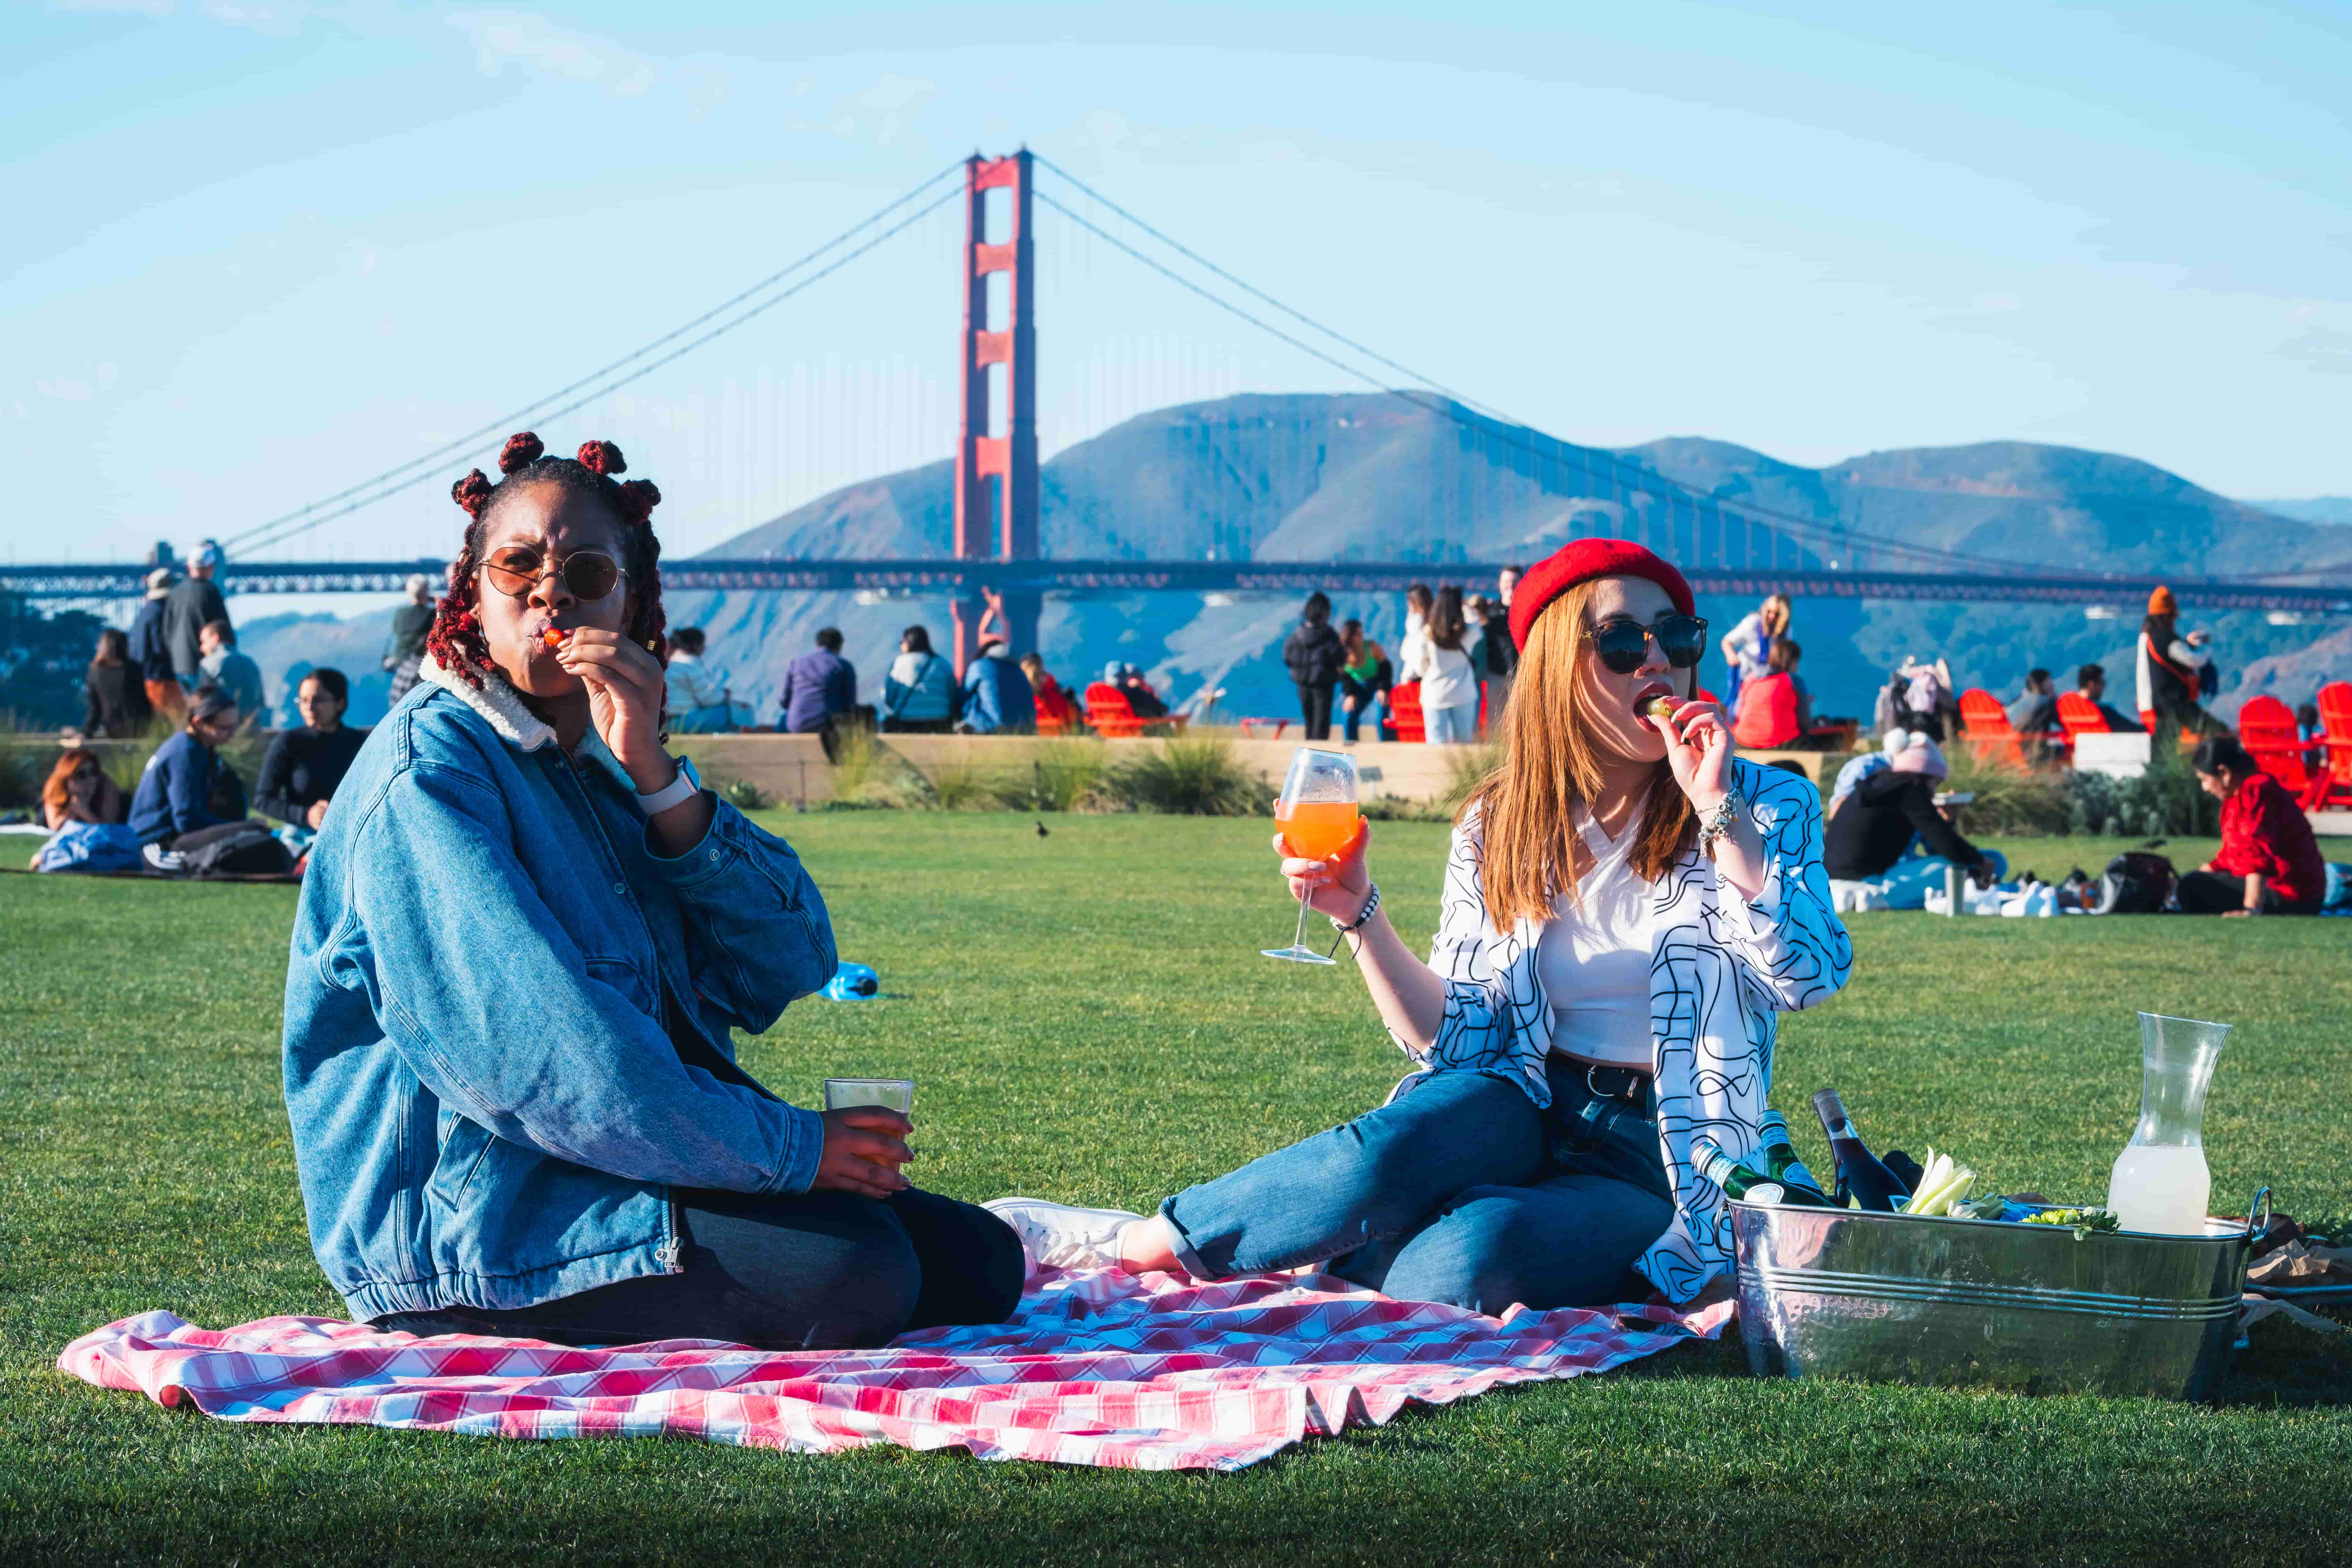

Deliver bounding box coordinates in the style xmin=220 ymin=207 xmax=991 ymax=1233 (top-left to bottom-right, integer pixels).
xmin=2175 ymin=870 xmax=2317 ymax=916
xmin=374 ymin=1187 xmax=1025 ymax=1350
xmin=1296 ymin=682 xmax=1334 ymax=740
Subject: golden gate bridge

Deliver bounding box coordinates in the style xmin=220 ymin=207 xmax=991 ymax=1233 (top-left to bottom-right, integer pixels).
xmin=11 ymin=152 xmax=2347 ymax=644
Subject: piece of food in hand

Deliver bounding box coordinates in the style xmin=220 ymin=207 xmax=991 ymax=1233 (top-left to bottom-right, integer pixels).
xmin=540 ymin=626 xmax=566 ymax=650
xmin=1645 ymin=696 xmax=1680 ymax=720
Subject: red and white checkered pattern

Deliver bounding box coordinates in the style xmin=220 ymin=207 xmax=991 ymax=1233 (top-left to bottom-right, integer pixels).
xmin=57 ymin=1268 xmax=1732 ymax=1471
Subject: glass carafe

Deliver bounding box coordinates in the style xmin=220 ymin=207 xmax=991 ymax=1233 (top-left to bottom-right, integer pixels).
xmin=2104 ymin=1012 xmax=2229 ymax=1235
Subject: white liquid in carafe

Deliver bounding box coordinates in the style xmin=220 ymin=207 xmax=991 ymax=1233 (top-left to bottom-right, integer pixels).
xmin=2105 ymin=1144 xmax=2212 ymax=1236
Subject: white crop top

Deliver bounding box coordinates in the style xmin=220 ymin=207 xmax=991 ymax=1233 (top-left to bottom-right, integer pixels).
xmin=1532 ymin=804 xmax=1657 ymax=1068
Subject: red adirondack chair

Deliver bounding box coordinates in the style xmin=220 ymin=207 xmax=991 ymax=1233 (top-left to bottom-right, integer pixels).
xmin=2236 ymin=694 xmax=2310 ymax=793
xmin=1958 ymin=688 xmax=2028 ymax=768
xmin=2055 ymin=691 xmax=2110 ymax=744
xmin=1388 ymin=681 xmax=1426 ymax=743
xmin=2309 ymin=681 xmax=2352 ymax=811
xmin=1084 ymin=682 xmax=1186 ymax=739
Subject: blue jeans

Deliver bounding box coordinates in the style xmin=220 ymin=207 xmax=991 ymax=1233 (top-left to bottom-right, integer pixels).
xmin=1161 ymin=1063 xmax=1675 ymax=1313
xmin=671 ymin=704 xmax=733 ymax=734
xmin=1425 ymin=701 xmax=1478 ymax=745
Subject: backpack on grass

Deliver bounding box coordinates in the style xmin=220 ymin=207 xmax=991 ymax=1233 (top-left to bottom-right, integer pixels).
xmin=178 ymin=824 xmax=295 ymax=879
xmin=2093 ymin=851 xmax=2176 ymax=915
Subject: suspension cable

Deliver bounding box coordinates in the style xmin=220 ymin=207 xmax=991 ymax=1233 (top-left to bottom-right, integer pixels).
xmin=228 ymin=162 xmax=967 ymax=553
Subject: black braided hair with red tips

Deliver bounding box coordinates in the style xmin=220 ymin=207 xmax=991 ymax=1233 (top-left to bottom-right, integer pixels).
xmin=427 ymin=432 xmax=669 ymax=729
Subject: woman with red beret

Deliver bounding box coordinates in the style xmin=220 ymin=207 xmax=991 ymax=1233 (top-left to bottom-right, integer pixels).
xmin=991 ymin=540 xmax=1853 ymax=1310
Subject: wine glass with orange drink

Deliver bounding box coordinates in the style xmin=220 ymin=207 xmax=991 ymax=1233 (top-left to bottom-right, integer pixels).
xmin=1262 ymin=748 xmax=1359 ymax=964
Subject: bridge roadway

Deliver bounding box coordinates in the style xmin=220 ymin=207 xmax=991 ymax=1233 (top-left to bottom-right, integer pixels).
xmin=5 ymin=558 xmax=2348 ymax=615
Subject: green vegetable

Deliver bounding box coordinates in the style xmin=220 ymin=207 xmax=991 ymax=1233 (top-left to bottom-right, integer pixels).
xmin=2021 ymin=1207 xmax=2121 ymax=1239
xmin=1900 ymin=1146 xmax=1978 ymax=1217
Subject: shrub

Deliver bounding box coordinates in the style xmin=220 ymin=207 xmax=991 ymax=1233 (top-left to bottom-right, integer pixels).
xmin=1105 ymin=736 xmax=1274 ymax=816
xmin=721 ymin=778 xmax=769 ymax=811
xmin=1936 ymin=746 xmax=2073 ymax=836
xmin=926 ymin=758 xmax=1026 ymax=811
xmin=2063 ymin=748 xmax=2219 ymax=840
xmin=1031 ymin=740 xmax=1110 ymax=813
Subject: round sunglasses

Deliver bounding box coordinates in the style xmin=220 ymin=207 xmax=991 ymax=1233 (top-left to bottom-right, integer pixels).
xmin=1588 ymin=613 xmax=1709 ymax=674
xmin=480 ymin=546 xmax=627 ymax=603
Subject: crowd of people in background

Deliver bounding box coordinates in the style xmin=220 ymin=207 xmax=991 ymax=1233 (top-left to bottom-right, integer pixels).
xmin=29 ymin=551 xmax=2346 ymax=895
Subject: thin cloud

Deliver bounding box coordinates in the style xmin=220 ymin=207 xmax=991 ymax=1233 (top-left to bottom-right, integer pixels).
xmin=448 ymin=10 xmax=656 ymax=96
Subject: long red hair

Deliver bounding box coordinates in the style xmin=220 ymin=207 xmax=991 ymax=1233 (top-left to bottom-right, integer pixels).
xmin=1460 ymin=581 xmax=1697 ymax=928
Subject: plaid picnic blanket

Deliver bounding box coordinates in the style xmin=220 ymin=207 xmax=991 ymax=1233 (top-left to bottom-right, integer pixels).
xmin=58 ymin=1266 xmax=1732 ymax=1471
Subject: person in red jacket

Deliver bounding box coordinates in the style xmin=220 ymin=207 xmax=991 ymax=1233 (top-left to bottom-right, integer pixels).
xmin=2178 ymin=736 xmax=2325 ymax=915
xmin=1731 ymin=638 xmax=1813 ymax=749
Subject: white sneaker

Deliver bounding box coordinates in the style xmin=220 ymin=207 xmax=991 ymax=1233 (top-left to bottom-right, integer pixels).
xmin=142 ymin=842 xmax=185 ymax=874
xmin=982 ymin=1197 xmax=1144 ymax=1272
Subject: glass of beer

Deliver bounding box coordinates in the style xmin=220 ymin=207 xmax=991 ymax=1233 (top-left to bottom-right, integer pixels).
xmin=1263 ymin=747 xmax=1360 ymax=965
xmin=823 ymin=1077 xmax=915 ymax=1115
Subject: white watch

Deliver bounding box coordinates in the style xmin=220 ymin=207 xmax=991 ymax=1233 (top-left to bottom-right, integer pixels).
xmin=633 ymin=756 xmax=702 ymax=818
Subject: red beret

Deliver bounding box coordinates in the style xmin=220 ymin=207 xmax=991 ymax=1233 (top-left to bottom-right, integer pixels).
xmin=1508 ymin=538 xmax=1695 ymax=651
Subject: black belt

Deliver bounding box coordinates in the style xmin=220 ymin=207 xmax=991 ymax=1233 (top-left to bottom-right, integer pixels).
xmin=1581 ymin=1063 xmax=1652 ymax=1107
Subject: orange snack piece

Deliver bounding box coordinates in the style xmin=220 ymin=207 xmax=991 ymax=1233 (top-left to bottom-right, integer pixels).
xmin=540 ymin=627 xmax=565 ymax=650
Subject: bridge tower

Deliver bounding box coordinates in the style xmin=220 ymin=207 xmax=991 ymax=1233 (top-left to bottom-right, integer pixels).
xmin=950 ymin=150 xmax=1040 ymax=674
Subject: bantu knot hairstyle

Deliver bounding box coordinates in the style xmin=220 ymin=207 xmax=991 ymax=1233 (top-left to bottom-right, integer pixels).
xmin=428 ymin=431 xmax=669 ymax=729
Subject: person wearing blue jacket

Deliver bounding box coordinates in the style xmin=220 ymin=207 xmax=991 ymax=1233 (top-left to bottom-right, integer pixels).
xmin=955 ymin=637 xmax=1036 ymax=734
xmin=281 ymin=431 xmax=1022 ymax=1350
xmin=128 ymin=687 xmax=246 ymax=847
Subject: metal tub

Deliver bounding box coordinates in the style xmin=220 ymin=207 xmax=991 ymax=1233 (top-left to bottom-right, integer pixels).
xmin=1730 ymin=1191 xmax=2266 ymax=1400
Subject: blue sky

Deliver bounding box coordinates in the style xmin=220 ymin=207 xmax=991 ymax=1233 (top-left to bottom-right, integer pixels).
xmin=6 ymin=1 xmax=2348 ymax=569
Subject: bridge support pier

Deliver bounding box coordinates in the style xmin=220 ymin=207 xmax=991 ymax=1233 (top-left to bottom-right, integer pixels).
xmin=952 ymin=149 xmax=1040 ymax=676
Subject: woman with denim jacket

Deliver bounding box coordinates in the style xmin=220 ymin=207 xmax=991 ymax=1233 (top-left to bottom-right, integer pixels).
xmin=283 ymin=432 xmax=1022 ymax=1350
xmin=991 ymin=540 xmax=1851 ymax=1310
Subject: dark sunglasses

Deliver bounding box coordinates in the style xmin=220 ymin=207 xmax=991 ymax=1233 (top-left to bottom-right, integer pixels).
xmin=1588 ymin=614 xmax=1709 ymax=674
xmin=481 ymin=546 xmax=626 ymax=603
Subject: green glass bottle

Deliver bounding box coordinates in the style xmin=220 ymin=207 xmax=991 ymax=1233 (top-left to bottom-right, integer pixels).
xmin=1757 ymin=1110 xmax=1828 ymax=1194
xmin=1693 ymin=1135 xmax=1837 ymax=1207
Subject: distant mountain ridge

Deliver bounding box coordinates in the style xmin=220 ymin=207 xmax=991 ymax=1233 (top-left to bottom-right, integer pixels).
xmin=2249 ymin=497 xmax=2352 ymax=527
xmin=233 ymin=397 xmax=2350 ymax=728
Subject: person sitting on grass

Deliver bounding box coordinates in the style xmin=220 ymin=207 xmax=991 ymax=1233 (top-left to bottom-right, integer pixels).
xmin=43 ymin=746 xmax=127 ymax=830
xmin=281 ymin=432 xmax=1022 ymax=1350
xmin=1823 ymin=731 xmax=2000 ymax=910
xmin=254 ymin=667 xmax=367 ymax=834
xmin=128 ymin=686 xmax=249 ymax=856
xmin=881 ymin=625 xmax=954 ymax=733
xmin=989 ymin=538 xmax=1853 ymax=1311
xmin=2177 ymin=736 xmax=2325 ymax=917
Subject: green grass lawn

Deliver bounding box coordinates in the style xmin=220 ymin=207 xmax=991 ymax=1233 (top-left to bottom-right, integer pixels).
xmin=3 ymin=812 xmax=2347 ymax=1567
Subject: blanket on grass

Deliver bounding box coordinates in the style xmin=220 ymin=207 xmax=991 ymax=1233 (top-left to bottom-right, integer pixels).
xmin=58 ymin=1265 xmax=1732 ymax=1471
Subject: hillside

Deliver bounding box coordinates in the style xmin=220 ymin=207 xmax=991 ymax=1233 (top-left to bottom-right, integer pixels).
xmin=231 ymin=397 xmax=2350 ymax=726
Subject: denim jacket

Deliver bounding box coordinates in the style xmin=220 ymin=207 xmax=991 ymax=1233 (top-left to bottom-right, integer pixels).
xmin=1402 ymin=759 xmax=1852 ymax=1301
xmin=282 ymin=655 xmax=837 ymax=1322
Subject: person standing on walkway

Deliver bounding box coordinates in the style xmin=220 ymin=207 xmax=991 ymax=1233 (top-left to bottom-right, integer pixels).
xmin=2135 ymin=587 xmax=2226 ymax=743
xmin=1282 ymin=591 xmax=1344 ymax=741
xmin=162 ymin=541 xmax=230 ymax=691
xmin=1405 ymin=586 xmax=1482 ymax=744
xmin=1718 ymin=593 xmax=1789 ymax=713
xmin=1337 ymin=620 xmax=1390 ymax=744
xmin=130 ymin=568 xmax=184 ymax=720
xmin=1484 ymin=567 xmax=1522 ymax=724
xmin=384 ymin=574 xmax=436 ymax=706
